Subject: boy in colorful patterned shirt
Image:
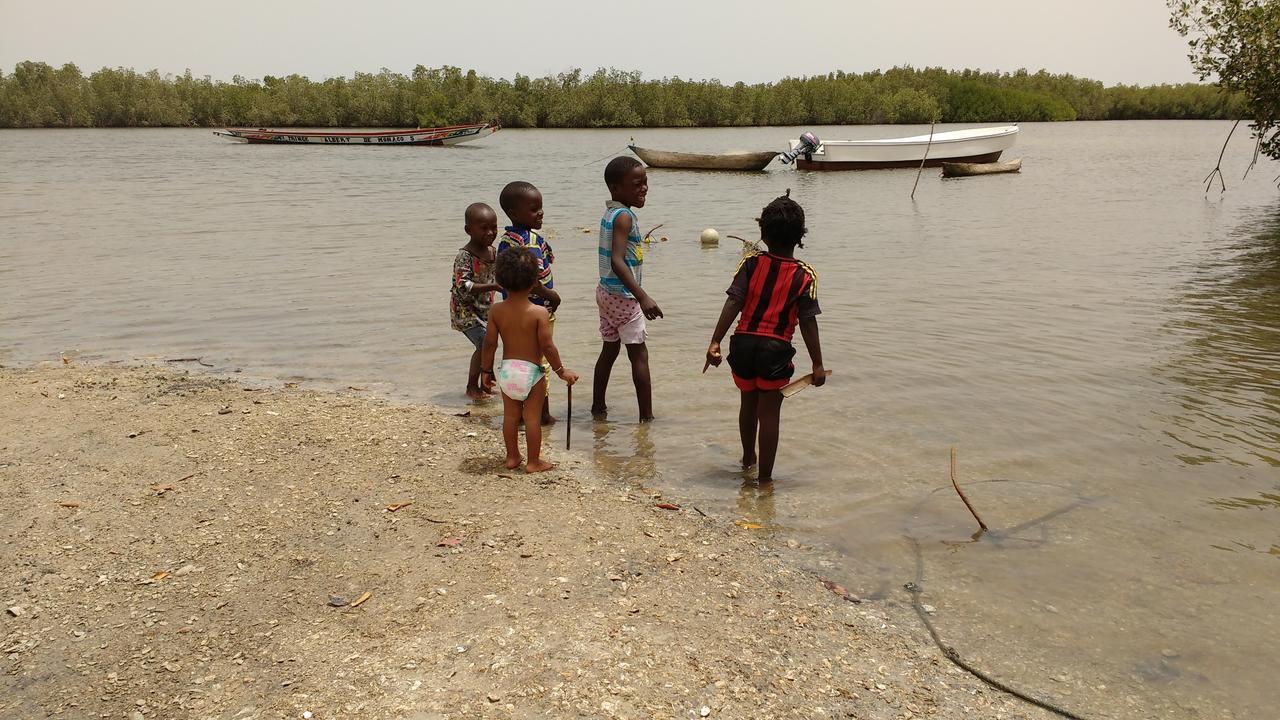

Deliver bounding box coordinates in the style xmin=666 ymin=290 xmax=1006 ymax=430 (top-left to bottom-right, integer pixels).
xmin=592 ymin=156 xmax=663 ymax=421
xmin=704 ymin=191 xmax=825 ymax=482
xmin=495 ymin=181 xmax=560 ymax=424
xmin=450 ymin=202 xmax=501 ymax=399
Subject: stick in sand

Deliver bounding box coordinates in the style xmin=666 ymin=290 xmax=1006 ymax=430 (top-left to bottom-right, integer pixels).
xmin=780 ymin=370 xmax=832 ymax=398
xmin=950 ymin=446 xmax=989 ymax=532
xmin=566 ymin=384 xmax=572 ymax=450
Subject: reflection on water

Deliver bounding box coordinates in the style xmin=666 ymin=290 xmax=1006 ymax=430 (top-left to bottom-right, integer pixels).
xmin=1160 ymin=207 xmax=1280 ymax=467
xmin=591 ymin=419 xmax=657 ymax=486
xmin=735 ymin=480 xmax=778 ymax=530
xmin=1207 ymin=489 xmax=1280 ymax=511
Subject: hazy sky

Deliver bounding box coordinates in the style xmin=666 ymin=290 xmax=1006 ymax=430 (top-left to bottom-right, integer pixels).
xmin=1 ymin=0 xmax=1198 ymax=86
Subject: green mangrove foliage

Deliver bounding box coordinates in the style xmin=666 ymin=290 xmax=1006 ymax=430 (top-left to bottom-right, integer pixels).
xmin=0 ymin=61 xmax=1248 ymax=129
xmin=1170 ymin=0 xmax=1280 ymax=164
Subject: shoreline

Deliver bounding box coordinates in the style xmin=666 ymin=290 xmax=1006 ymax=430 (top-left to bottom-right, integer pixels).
xmin=0 ymin=364 xmax=1051 ymax=718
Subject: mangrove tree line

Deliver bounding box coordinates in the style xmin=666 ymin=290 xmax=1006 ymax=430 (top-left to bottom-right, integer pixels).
xmin=0 ymin=61 xmax=1247 ymax=129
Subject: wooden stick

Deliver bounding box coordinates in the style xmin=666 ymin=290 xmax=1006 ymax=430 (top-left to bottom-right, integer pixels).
xmin=566 ymin=384 xmax=572 ymax=450
xmin=780 ymin=370 xmax=832 ymax=398
xmin=950 ymin=447 xmax=988 ymax=532
xmin=911 ymin=120 xmax=937 ymax=200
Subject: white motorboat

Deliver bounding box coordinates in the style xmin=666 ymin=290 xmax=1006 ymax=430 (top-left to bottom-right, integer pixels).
xmin=782 ymin=125 xmax=1019 ymax=170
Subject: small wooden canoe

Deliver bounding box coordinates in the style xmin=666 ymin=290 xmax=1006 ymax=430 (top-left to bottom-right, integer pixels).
xmin=941 ymin=157 xmax=1023 ymax=177
xmin=629 ymin=145 xmax=778 ymax=171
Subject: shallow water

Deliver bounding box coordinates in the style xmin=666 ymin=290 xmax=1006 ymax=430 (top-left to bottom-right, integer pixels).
xmin=2 ymin=122 xmax=1278 ymax=718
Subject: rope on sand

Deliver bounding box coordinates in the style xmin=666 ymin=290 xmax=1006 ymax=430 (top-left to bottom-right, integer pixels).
xmin=904 ymin=536 xmax=1093 ymax=720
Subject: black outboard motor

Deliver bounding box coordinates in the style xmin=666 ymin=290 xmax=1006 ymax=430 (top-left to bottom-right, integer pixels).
xmin=778 ymin=131 xmax=820 ymax=164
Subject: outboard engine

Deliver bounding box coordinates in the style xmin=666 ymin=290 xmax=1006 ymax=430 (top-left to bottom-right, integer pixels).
xmin=778 ymin=131 xmax=820 ymax=164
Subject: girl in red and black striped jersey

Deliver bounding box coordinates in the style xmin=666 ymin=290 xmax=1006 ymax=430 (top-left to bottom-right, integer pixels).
xmin=704 ymin=191 xmax=825 ymax=482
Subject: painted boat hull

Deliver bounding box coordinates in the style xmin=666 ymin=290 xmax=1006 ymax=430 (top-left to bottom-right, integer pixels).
xmin=630 ymin=145 xmax=777 ymax=171
xmin=213 ymin=123 xmax=498 ymax=146
xmin=941 ymin=157 xmax=1023 ymax=177
xmin=790 ymin=125 xmax=1018 ymax=171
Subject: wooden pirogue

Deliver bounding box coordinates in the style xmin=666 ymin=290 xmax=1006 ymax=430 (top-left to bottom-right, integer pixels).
xmin=213 ymin=122 xmax=499 ymax=146
xmin=941 ymin=157 xmax=1023 ymax=177
xmin=629 ymin=145 xmax=778 ymax=171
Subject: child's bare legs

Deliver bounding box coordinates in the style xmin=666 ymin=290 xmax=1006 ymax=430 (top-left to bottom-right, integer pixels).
xmin=501 ymin=393 xmax=523 ymax=469
xmin=738 ymin=390 xmax=759 ymax=468
xmin=755 ymin=390 xmax=784 ymax=482
xmin=466 ymin=348 xmax=489 ymax=399
xmin=523 ymin=379 xmax=555 ymax=473
xmin=592 ymin=340 xmax=621 ymax=416
xmin=541 ymin=316 xmax=556 ymax=425
xmin=625 ymin=343 xmax=653 ymax=421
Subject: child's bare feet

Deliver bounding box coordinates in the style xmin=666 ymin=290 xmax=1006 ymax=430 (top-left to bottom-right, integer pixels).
xmin=590 ymin=404 xmax=607 ymax=418
xmin=524 ymin=458 xmax=555 ymax=474
xmin=741 ymin=453 xmax=758 ymax=468
xmin=503 ymin=454 xmax=523 ymax=470
xmin=466 ymin=387 xmax=488 ymax=400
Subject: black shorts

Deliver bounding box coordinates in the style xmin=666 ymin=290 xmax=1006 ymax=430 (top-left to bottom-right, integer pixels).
xmin=727 ymin=334 xmax=796 ymax=392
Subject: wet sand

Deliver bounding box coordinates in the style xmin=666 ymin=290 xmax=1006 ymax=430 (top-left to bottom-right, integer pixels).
xmin=0 ymin=364 xmax=1051 ymax=719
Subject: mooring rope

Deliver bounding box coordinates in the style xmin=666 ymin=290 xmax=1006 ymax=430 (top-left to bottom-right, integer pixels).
xmin=581 ymin=145 xmax=632 ymax=167
xmin=904 ymin=536 xmax=1093 ymax=720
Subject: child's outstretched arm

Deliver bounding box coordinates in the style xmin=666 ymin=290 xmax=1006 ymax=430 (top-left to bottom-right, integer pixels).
xmin=528 ymin=281 xmax=561 ymax=313
xmin=704 ymin=296 xmax=743 ymax=372
xmin=537 ymin=311 xmax=578 ymax=385
xmin=611 ymin=212 xmax=662 ymax=320
xmin=454 ymin=252 xmax=502 ymax=295
xmin=798 ymin=316 xmax=825 ymax=387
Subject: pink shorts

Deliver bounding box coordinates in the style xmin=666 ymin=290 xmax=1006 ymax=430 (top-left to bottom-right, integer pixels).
xmin=596 ymin=285 xmax=647 ymax=345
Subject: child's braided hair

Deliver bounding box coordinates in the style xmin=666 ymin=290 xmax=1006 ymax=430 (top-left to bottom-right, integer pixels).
xmin=756 ymin=189 xmax=807 ymax=249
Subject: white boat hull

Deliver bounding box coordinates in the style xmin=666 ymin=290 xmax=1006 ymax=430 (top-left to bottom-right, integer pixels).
xmin=790 ymin=125 xmax=1018 ymax=170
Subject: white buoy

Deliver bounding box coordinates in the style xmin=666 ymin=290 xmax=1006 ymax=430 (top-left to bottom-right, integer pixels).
xmin=700 ymin=228 xmax=720 ymax=245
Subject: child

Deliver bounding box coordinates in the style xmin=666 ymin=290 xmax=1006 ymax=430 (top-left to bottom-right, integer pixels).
xmin=481 ymin=247 xmax=579 ymax=473
xmin=495 ymin=181 xmax=560 ymax=425
xmin=592 ymin=156 xmax=662 ymax=422
xmin=450 ymin=202 xmax=502 ymax=399
xmin=704 ymin=191 xmax=825 ymax=483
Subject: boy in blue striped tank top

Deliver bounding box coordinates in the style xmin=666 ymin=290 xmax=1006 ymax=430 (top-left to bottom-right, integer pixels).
xmin=592 ymin=157 xmax=663 ymax=421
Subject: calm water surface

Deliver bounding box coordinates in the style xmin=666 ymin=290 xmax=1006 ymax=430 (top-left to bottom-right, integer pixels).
xmin=2 ymin=123 xmax=1277 ymax=718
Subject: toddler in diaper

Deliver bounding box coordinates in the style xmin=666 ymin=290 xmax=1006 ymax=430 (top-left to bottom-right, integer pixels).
xmin=480 ymin=247 xmax=579 ymax=474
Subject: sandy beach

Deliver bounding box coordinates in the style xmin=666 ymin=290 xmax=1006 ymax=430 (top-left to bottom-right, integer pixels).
xmin=0 ymin=365 xmax=1051 ymax=719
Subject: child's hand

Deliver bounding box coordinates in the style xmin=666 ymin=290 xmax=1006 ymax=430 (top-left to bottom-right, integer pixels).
xmin=558 ymin=368 xmax=579 ymax=386
xmin=811 ymin=365 xmax=827 ymax=387
xmin=640 ymin=294 xmax=663 ymax=320
xmin=545 ymin=288 xmax=562 ymax=314
xmin=703 ymin=342 xmax=723 ymax=373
